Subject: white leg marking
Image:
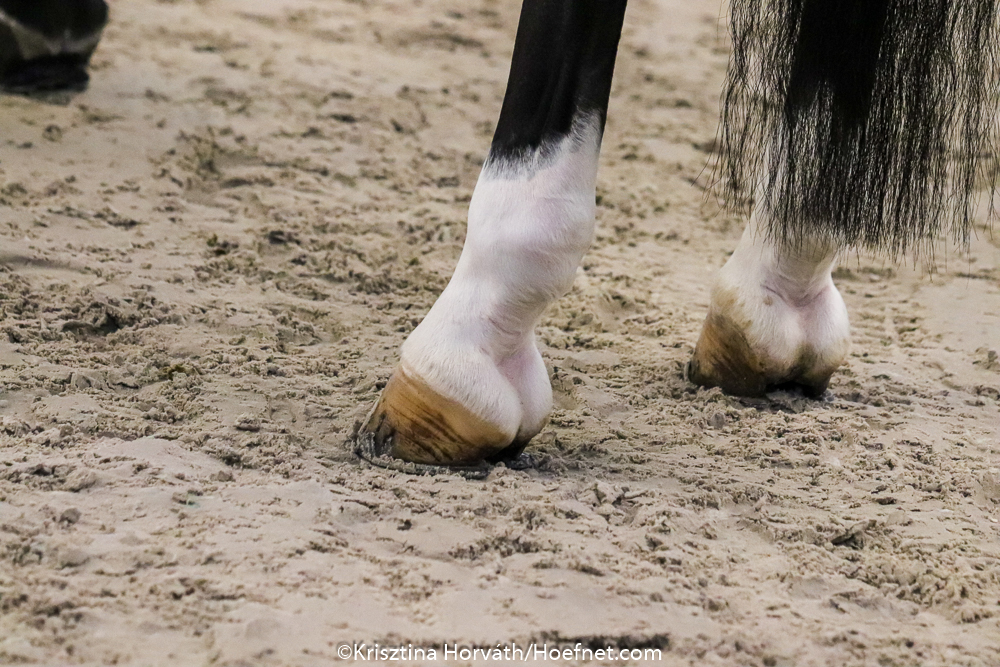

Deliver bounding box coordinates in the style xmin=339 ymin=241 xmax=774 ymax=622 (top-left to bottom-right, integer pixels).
xmin=725 ymin=213 xmax=850 ymax=371
xmin=693 ymin=210 xmax=851 ymax=395
xmin=400 ymin=116 xmax=602 ymax=443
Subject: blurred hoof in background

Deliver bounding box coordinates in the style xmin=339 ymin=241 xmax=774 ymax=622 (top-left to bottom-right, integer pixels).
xmin=0 ymin=0 xmax=108 ymax=93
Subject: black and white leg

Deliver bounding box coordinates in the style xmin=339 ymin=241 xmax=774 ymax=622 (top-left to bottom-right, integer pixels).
xmin=691 ymin=0 xmax=998 ymax=397
xmin=356 ymin=0 xmax=628 ymax=467
xmin=0 ymin=0 xmax=108 ymax=92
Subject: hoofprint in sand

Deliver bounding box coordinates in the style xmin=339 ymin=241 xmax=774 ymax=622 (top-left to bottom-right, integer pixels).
xmin=0 ymin=0 xmax=998 ymax=665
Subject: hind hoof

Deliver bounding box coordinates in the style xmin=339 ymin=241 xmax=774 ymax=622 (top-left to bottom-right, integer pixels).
xmin=689 ymin=306 xmax=836 ymax=398
xmin=0 ymin=0 xmax=107 ymax=93
xmin=689 ymin=221 xmax=850 ymax=398
xmin=353 ymin=367 xmax=516 ymax=467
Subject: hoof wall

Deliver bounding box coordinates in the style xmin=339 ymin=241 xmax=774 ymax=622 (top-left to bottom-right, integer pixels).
xmin=689 ymin=310 xmax=836 ymax=399
xmin=351 ymin=368 xmax=514 ymax=470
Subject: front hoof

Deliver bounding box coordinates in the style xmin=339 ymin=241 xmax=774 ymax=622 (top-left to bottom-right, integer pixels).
xmin=353 ymin=367 xmax=513 ymax=468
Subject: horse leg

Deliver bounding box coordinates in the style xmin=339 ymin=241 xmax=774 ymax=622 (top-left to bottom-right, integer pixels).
xmin=0 ymin=0 xmax=108 ymax=92
xmin=689 ymin=212 xmax=850 ymax=397
xmin=692 ymin=0 xmax=998 ymax=397
xmin=355 ymin=0 xmax=628 ymax=467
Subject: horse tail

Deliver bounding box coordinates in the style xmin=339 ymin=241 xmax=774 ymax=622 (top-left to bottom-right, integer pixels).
xmin=718 ymin=0 xmax=1000 ymax=255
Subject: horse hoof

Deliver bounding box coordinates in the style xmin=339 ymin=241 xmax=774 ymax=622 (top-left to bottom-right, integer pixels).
xmin=688 ymin=303 xmax=837 ymax=398
xmin=2 ymin=55 xmax=90 ymax=93
xmin=353 ymin=367 xmax=515 ymax=467
xmin=687 ymin=248 xmax=851 ymax=399
xmin=0 ymin=0 xmax=108 ymax=93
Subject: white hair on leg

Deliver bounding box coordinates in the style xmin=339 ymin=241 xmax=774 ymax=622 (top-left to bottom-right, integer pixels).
xmin=690 ymin=210 xmax=850 ymax=397
xmin=358 ymin=116 xmax=603 ymax=466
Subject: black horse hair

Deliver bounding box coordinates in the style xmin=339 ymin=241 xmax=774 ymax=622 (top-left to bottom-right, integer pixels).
xmin=0 ymin=0 xmax=107 ymax=41
xmin=486 ymin=0 xmax=628 ymax=172
xmin=717 ymin=0 xmax=1000 ymax=255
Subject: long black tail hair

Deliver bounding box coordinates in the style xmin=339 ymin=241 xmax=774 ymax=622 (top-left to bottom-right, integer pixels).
xmin=719 ymin=0 xmax=1000 ymax=255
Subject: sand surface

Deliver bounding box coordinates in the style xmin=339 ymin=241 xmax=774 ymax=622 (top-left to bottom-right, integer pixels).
xmin=1 ymin=0 xmax=999 ymax=665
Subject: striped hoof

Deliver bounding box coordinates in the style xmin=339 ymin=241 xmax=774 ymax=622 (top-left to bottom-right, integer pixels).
xmin=689 ymin=223 xmax=850 ymax=398
xmin=0 ymin=0 xmax=108 ymax=93
xmin=354 ymin=366 xmax=529 ymax=469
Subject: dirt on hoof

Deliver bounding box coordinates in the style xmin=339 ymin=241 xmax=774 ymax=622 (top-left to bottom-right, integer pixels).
xmin=689 ymin=308 xmax=771 ymax=396
xmin=1 ymin=0 xmax=999 ymax=665
xmin=689 ymin=311 xmax=834 ymax=398
xmin=353 ymin=367 xmax=512 ymax=466
xmin=352 ymin=434 xmax=493 ymax=479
